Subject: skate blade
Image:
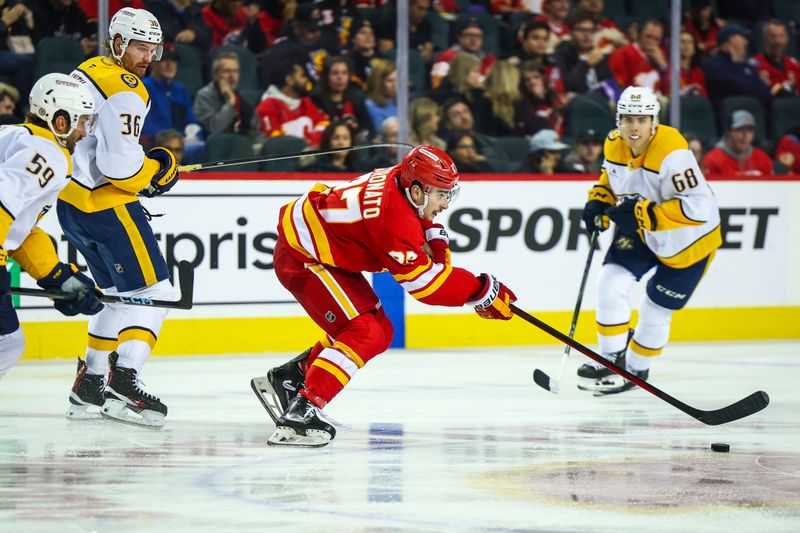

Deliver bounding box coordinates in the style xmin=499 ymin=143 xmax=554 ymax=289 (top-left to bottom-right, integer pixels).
xmin=65 ymin=403 xmax=103 ymax=420
xmin=267 ymin=426 xmax=333 ymax=448
xmin=577 ymin=375 xmax=625 ymax=392
xmin=101 ymin=398 xmax=165 ymax=429
xmin=250 ymin=376 xmax=283 ymax=424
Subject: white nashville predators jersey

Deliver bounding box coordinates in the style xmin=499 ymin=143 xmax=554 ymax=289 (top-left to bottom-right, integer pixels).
xmin=0 ymin=124 xmax=71 ymax=250
xmin=600 ymin=125 xmax=722 ymax=268
xmin=60 ymin=56 xmax=159 ymax=213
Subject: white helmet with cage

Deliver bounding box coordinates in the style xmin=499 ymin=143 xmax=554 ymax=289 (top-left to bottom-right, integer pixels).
xmin=616 ymin=86 xmax=660 ymax=136
xmin=108 ymin=7 xmax=163 ymax=64
xmin=29 ymin=73 xmax=95 ymax=146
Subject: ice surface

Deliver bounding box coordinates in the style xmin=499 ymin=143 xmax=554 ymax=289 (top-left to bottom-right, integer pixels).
xmin=1 ymin=341 xmax=798 ymax=532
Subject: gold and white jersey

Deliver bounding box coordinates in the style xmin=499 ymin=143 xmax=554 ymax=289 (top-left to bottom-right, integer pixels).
xmin=0 ymin=124 xmax=71 ymax=251
xmin=60 ymin=56 xmax=160 ymax=213
xmin=599 ymin=125 xmax=722 ymax=268
xmin=0 ymin=124 xmax=71 ymax=277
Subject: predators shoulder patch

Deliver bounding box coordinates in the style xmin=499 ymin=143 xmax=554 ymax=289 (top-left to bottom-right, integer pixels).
xmin=121 ymin=74 xmax=139 ymax=88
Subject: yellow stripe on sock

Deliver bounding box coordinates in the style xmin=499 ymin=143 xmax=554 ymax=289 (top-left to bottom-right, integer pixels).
xmin=118 ymin=326 xmax=157 ymax=349
xmin=312 ymin=358 xmax=350 ymax=386
xmin=332 ymin=340 xmax=365 ymax=368
xmin=597 ymin=322 xmax=630 ymax=336
xmin=630 ymin=339 xmax=663 ymax=357
xmin=88 ymin=333 xmax=117 ymax=351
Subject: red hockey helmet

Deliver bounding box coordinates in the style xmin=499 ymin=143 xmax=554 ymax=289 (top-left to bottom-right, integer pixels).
xmin=399 ymin=145 xmax=460 ymax=193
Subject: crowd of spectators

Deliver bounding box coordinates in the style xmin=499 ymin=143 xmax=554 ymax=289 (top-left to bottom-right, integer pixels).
xmin=5 ymin=0 xmax=800 ymax=176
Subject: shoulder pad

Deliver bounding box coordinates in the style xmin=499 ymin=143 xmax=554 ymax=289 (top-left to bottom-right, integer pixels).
xmin=643 ymin=125 xmax=689 ymax=172
xmin=75 ymin=56 xmax=149 ymax=106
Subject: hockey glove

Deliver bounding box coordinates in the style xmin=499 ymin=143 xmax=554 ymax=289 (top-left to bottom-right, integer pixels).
xmin=582 ymin=184 xmax=615 ymax=234
xmin=140 ymin=147 xmax=179 ymax=198
xmin=582 ymin=200 xmax=612 ymax=234
xmin=467 ymin=274 xmax=517 ymax=320
xmin=607 ymin=198 xmax=657 ymax=233
xmin=37 ymin=263 xmax=104 ymax=316
xmin=423 ymin=223 xmax=451 ymax=265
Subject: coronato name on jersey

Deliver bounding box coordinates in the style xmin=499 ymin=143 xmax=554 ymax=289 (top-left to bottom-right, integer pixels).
xmin=599 ymin=124 xmax=722 ymax=267
xmin=0 ymin=123 xmax=71 ymax=277
xmin=59 ymin=56 xmax=160 ymax=213
xmin=280 ymin=166 xmax=482 ymax=306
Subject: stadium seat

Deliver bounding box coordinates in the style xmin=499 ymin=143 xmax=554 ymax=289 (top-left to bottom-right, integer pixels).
xmin=666 ymin=96 xmax=718 ymax=147
xmin=259 ymin=135 xmax=307 ymax=172
xmin=491 ymin=136 xmax=530 ymax=173
xmin=35 ymin=36 xmax=85 ymax=80
xmin=629 ymin=0 xmax=669 ymax=21
xmin=720 ymin=96 xmax=768 ymax=147
xmin=770 ymin=97 xmax=800 ymax=140
xmin=427 ymin=11 xmax=450 ymax=52
xmin=384 ymin=48 xmax=428 ymax=95
xmin=205 ymin=133 xmax=257 ymax=172
xmin=567 ymin=94 xmax=614 ymax=139
xmin=174 ymin=43 xmax=204 ymax=97
xmin=773 ymin=0 xmax=800 ymax=24
xmin=211 ymin=45 xmax=262 ymax=106
xmin=452 ymin=12 xmax=500 ymax=57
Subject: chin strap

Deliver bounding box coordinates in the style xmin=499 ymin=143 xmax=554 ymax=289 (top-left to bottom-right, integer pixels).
xmin=404 ymin=187 xmax=429 ymax=218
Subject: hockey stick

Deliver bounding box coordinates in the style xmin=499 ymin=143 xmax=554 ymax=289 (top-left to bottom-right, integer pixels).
xmin=533 ymin=230 xmax=598 ymax=393
xmin=177 ymin=143 xmax=414 ymax=173
xmin=10 ymin=260 xmax=194 ymax=310
xmin=511 ymin=304 xmax=770 ymax=425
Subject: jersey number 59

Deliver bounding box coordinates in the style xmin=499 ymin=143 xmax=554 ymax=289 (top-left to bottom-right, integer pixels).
xmin=26 ymin=153 xmax=55 ymax=188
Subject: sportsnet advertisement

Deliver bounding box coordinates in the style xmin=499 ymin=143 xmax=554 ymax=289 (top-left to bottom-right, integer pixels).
xmin=19 ymin=176 xmax=800 ymax=354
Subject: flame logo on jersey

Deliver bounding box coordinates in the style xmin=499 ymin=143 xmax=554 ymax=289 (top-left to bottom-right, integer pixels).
xmin=121 ymin=74 xmax=138 ymax=88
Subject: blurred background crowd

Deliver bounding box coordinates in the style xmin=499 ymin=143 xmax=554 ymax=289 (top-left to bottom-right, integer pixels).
xmin=5 ymin=0 xmax=800 ymax=176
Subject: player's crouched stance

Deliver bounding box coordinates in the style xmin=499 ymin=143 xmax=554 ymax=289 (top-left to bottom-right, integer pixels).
xmin=251 ymin=146 xmax=516 ymax=447
xmin=578 ymin=86 xmax=721 ymax=394
xmin=0 ymin=74 xmax=102 ymax=379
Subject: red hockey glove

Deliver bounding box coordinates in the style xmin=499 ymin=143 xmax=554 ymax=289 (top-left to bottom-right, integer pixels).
xmin=423 ymin=223 xmax=450 ymax=264
xmin=467 ymin=274 xmax=517 ymax=320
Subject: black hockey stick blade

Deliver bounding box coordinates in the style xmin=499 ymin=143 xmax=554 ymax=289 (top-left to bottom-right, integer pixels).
xmin=532 ymin=368 xmax=559 ymax=393
xmin=10 ymin=260 xmax=195 ymax=310
xmin=511 ymin=304 xmax=770 ymax=426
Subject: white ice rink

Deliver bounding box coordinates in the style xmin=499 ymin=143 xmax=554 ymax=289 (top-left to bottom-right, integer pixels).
xmin=1 ymin=341 xmax=798 ymax=532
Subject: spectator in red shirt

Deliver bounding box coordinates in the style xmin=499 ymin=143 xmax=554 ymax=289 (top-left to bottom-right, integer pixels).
xmin=774 ymin=126 xmax=800 ymax=174
xmin=256 ymin=61 xmax=329 ymax=148
xmin=608 ymin=19 xmax=667 ymax=94
xmin=753 ymin=20 xmax=800 ymax=98
xmin=669 ymin=29 xmax=707 ymax=97
xmin=430 ymin=17 xmax=497 ymax=90
xmin=575 ymin=0 xmax=619 ymax=31
xmin=535 ymin=0 xmax=569 ymax=52
xmin=511 ymin=18 xmax=565 ymax=96
xmin=702 ymin=110 xmax=773 ymax=177
xmin=683 ymin=0 xmax=719 ymax=55
xmin=202 ymin=0 xmax=266 ymax=52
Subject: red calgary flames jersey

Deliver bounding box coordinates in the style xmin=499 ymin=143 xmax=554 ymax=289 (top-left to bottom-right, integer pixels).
xmin=278 ymin=166 xmax=481 ymax=306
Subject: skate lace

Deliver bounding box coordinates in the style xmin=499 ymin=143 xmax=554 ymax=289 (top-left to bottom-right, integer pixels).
xmin=310 ymin=404 xmax=351 ymax=431
xmin=132 ymin=377 xmax=160 ymax=402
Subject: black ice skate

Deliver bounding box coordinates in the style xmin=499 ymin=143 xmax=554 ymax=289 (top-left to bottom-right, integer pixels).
xmin=267 ymin=393 xmax=336 ymax=448
xmin=66 ymin=358 xmax=105 ymax=420
xmin=576 ymin=349 xmax=626 ymax=392
xmin=101 ymin=352 xmax=167 ymax=428
xmin=251 ymin=348 xmax=310 ymax=423
xmin=594 ymin=368 xmax=649 ymax=396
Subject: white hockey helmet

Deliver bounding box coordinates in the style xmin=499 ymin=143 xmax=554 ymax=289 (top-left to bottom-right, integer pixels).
xmin=108 ymin=7 xmax=163 ymax=63
xmin=616 ymin=86 xmax=660 ymax=136
xmin=29 ymin=73 xmax=95 ymax=146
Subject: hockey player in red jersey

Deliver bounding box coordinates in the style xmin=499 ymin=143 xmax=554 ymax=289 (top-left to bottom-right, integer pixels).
xmin=251 ymin=145 xmax=516 ymax=447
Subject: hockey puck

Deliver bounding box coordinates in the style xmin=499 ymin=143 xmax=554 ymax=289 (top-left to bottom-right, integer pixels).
xmin=711 ymin=443 xmax=730 ymax=453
